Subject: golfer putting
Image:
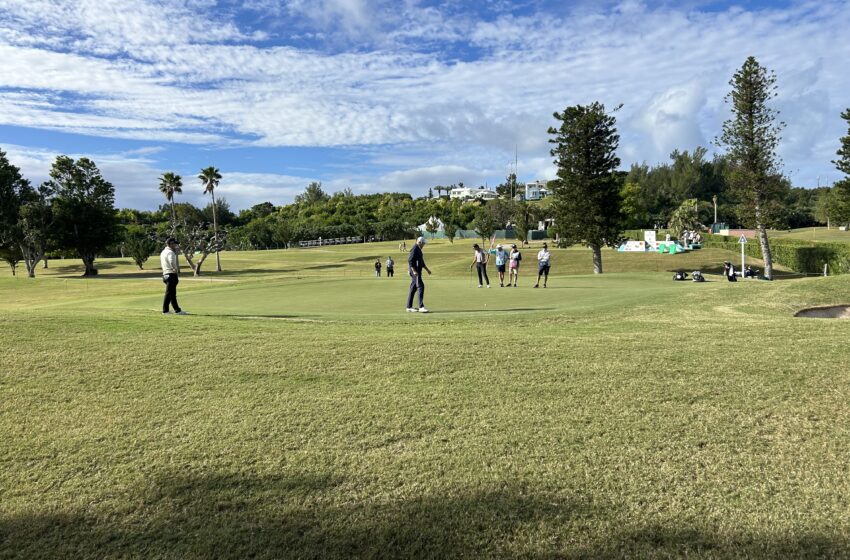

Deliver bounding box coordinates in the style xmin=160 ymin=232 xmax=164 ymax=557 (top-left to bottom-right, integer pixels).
xmin=406 ymin=236 xmax=432 ymax=313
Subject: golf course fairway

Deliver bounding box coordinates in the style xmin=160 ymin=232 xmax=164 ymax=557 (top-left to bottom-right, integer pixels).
xmin=2 ymin=240 xmax=849 ymax=558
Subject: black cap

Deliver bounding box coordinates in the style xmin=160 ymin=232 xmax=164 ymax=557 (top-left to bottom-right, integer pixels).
xmin=166 ymin=237 xmax=178 ymax=245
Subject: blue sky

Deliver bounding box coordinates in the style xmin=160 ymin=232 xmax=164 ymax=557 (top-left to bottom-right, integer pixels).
xmin=1 ymin=0 xmax=848 ymax=210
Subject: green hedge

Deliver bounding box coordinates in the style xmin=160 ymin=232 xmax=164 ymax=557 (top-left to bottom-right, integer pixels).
xmin=703 ymin=235 xmax=850 ymax=274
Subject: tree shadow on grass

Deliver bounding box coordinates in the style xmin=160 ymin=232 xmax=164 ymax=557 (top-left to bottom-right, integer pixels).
xmin=57 ymin=271 xmax=164 ymax=279
xmin=429 ymin=307 xmax=556 ymax=314
xmin=303 ymin=264 xmax=347 ymax=271
xmin=55 ymin=268 xmax=301 ymax=279
xmin=1 ymin=473 xmax=592 ymax=560
xmin=1 ymin=471 xmax=848 ymax=559
xmin=191 ymin=268 xmax=298 ymax=277
xmin=566 ymin=524 xmax=849 ymax=560
xmin=202 ymin=313 xmax=316 ymax=321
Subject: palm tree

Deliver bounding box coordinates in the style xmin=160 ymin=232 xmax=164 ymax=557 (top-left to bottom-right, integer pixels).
xmin=198 ymin=166 xmax=223 ymax=271
xmin=158 ymin=172 xmax=183 ymax=228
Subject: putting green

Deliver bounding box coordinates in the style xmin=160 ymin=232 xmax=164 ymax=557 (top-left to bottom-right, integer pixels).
xmin=139 ymin=274 xmax=718 ymax=319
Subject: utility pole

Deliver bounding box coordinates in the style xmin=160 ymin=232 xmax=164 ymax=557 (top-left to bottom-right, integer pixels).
xmin=514 ymin=145 xmax=518 ymax=200
xmin=712 ymin=194 xmax=718 ymax=225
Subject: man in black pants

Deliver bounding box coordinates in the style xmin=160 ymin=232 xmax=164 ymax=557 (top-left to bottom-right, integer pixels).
xmin=161 ymin=238 xmax=188 ymax=315
xmin=406 ymin=236 xmax=432 ymax=313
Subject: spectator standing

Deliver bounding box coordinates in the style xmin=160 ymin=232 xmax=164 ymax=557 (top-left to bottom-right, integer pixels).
xmin=469 ymin=243 xmax=491 ymax=288
xmin=508 ymin=244 xmax=522 ymax=287
xmin=374 ymin=258 xmax=382 ymax=277
xmin=493 ymin=244 xmax=509 ymax=287
xmin=386 ymin=256 xmax=394 ymax=277
xmin=160 ymin=237 xmax=188 ymax=315
xmin=534 ymin=242 xmax=551 ymax=288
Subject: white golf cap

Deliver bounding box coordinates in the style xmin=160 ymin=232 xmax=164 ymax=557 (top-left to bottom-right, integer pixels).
xmin=416 ymin=236 xmax=427 ymax=244
xmin=497 ymin=244 xmax=503 ymax=248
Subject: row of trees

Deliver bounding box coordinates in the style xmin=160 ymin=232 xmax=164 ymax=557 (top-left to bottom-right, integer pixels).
xmin=0 ymin=155 xmax=117 ymax=277
xmin=0 ymin=155 xmax=227 ymax=277
xmin=140 ymin=182 xmax=546 ymax=252
xmin=547 ymin=56 xmax=850 ymax=279
xmin=4 ymin=59 xmax=849 ymax=279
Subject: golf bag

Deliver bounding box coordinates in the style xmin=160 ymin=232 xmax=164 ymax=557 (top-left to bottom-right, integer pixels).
xmin=692 ymin=271 xmax=705 ymax=282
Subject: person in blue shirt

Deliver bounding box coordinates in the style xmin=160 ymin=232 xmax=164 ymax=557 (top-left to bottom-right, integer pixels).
xmin=493 ymin=244 xmax=509 ymax=287
xmin=406 ymin=236 xmax=432 ymax=312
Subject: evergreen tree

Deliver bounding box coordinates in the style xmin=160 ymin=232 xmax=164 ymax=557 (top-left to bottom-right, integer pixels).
xmin=295 ymin=182 xmax=329 ymax=205
xmin=47 ymin=156 xmax=117 ymax=276
xmin=548 ymin=102 xmax=623 ymax=273
xmin=719 ymin=57 xmax=785 ymax=280
xmin=0 ymin=149 xmax=29 ymax=253
xmin=829 ymin=109 xmax=850 ymax=227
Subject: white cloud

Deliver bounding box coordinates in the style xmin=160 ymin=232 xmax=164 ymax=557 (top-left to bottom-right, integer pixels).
xmin=0 ymin=0 xmax=849 ymax=194
xmin=633 ymin=81 xmax=708 ymax=162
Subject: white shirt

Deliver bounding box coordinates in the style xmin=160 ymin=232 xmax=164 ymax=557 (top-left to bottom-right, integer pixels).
xmin=537 ymin=249 xmax=550 ymax=264
xmin=475 ymin=250 xmax=486 ymax=263
xmin=160 ymin=247 xmax=179 ymax=276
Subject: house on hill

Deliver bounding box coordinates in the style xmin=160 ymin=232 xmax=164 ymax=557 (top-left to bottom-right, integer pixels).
xmin=525 ymin=180 xmax=549 ymax=201
xmin=449 ymin=186 xmax=498 ymax=202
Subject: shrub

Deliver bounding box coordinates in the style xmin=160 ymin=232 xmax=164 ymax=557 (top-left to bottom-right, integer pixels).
xmin=703 ymin=236 xmax=850 ymax=274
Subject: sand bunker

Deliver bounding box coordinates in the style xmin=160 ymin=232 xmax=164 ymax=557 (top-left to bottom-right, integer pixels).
xmin=795 ymin=305 xmax=850 ymax=319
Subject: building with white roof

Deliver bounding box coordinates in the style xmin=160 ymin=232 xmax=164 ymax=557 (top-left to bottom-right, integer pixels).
xmin=449 ymin=186 xmax=499 ymax=202
xmin=525 ymin=180 xmax=549 ymax=201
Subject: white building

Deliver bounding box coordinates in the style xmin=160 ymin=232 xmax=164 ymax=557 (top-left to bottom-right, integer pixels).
xmin=449 ymin=186 xmax=499 ymax=202
xmin=525 ymin=180 xmax=549 ymax=201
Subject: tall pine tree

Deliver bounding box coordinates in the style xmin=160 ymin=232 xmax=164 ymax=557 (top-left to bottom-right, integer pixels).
xmin=828 ymin=109 xmax=850 ymax=227
xmin=719 ymin=57 xmax=785 ymax=280
xmin=548 ymin=102 xmax=623 ymax=274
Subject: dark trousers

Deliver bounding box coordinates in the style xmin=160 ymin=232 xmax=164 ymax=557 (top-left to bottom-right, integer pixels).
xmin=163 ymin=274 xmax=181 ymax=313
xmin=407 ymin=273 xmax=424 ymax=308
xmin=387 ymin=267 xmax=394 ymax=277
xmin=476 ymin=262 xmax=490 ymax=285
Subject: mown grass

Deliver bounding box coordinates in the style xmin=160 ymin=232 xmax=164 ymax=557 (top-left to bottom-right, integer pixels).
xmin=772 ymin=227 xmax=850 ymax=243
xmin=2 ymin=241 xmax=850 ymax=558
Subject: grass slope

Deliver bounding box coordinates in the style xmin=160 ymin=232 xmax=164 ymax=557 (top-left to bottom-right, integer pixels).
xmin=772 ymin=227 xmax=850 ymax=243
xmin=2 ymin=241 xmax=849 ymax=558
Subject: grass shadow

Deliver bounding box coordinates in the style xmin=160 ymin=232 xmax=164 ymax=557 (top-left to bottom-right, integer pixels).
xmin=57 ymin=271 xmax=164 ymax=279
xmin=304 ymin=264 xmax=347 ymax=271
xmin=343 ymin=256 xmax=385 ymax=263
xmin=3 ymin=471 xmax=847 ymax=558
xmin=201 ymin=313 xmax=316 ymax=321
xmin=429 ymin=307 xmax=556 ymax=314
xmin=201 ymin=268 xmax=298 ymax=276
xmin=568 ymin=524 xmax=850 ymax=559
xmin=1 ymin=473 xmax=589 ymax=559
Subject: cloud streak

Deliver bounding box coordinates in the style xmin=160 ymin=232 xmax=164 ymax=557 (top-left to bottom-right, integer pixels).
xmin=0 ymin=0 xmax=848 ymax=207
